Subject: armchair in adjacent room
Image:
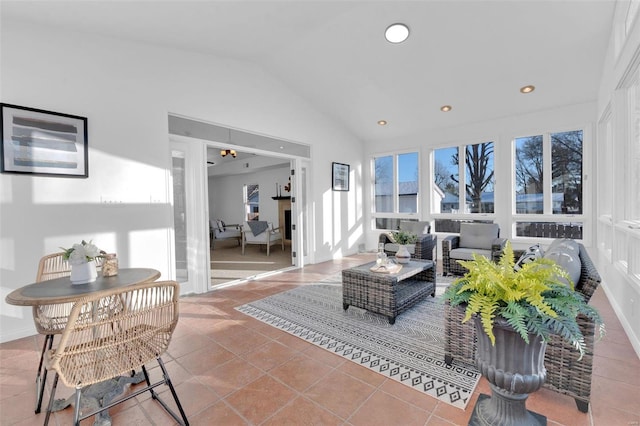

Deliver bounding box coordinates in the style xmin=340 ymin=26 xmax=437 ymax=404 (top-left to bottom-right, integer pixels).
xmin=378 ymin=220 xmax=437 ymax=261
xmin=442 ymin=222 xmax=506 ymax=275
xmin=210 ymin=219 xmax=242 ymax=248
xmin=242 ymin=221 xmax=284 ymax=256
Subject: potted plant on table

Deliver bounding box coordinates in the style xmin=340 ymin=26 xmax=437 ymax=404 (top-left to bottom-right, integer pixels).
xmin=391 ymin=230 xmax=417 ymax=264
xmin=61 ymin=240 xmax=103 ymax=284
xmin=443 ymin=242 xmax=604 ymax=426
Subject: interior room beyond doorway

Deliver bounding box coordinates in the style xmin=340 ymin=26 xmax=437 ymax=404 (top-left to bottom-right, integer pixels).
xmin=207 ymin=146 xmax=294 ymax=287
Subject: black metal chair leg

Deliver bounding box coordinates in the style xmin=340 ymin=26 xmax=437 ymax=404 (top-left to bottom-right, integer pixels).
xmin=43 ymin=373 xmax=59 ymax=426
xmin=73 ymin=387 xmax=82 ymax=426
xmin=157 ymin=357 xmax=190 ymax=426
xmin=35 ymin=334 xmax=54 ymax=414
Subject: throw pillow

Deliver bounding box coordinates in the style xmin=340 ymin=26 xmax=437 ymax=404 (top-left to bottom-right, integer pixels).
xmin=514 ymin=244 xmax=544 ymax=271
xmin=216 ymin=219 xmax=225 ymax=231
xmin=544 ymin=242 xmax=581 ymax=287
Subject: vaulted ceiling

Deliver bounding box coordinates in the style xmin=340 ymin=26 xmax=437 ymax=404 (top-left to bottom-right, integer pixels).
xmin=2 ymin=1 xmax=616 ymax=143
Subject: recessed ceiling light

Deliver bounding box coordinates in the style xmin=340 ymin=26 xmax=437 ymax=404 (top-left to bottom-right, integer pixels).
xmin=441 ymin=105 xmax=452 ymax=112
xmin=377 ymin=120 xmax=388 ymax=126
xmin=520 ymin=85 xmax=535 ymax=94
xmin=385 ymin=23 xmax=409 ymax=43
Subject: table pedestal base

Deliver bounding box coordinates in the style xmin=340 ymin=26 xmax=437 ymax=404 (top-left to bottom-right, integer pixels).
xmin=51 ymin=371 xmax=145 ymax=426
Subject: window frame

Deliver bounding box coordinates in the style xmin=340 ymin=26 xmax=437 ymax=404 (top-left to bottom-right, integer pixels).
xmin=371 ymin=149 xmax=421 ymax=230
xmin=511 ymin=126 xmax=590 ymax=244
xmin=431 ymin=141 xmax=496 ymax=219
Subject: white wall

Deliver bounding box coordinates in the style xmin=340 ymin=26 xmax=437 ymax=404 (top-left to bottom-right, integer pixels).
xmin=0 ymin=20 xmax=364 ymax=343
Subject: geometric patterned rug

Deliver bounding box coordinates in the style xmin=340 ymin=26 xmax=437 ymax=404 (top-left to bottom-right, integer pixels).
xmin=236 ymin=275 xmax=480 ymax=409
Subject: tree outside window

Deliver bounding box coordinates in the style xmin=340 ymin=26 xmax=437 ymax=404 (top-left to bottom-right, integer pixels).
xmin=552 ymin=130 xmax=583 ymax=214
xmin=515 ymin=135 xmax=544 ymax=214
xmin=433 ymin=143 xmax=494 ymax=214
xmin=433 ymin=147 xmax=459 ymax=213
xmin=513 ymin=130 xmax=584 ymax=239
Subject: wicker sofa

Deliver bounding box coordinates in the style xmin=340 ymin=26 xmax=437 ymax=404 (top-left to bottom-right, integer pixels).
xmin=442 ymin=222 xmax=507 ymax=275
xmin=378 ymin=220 xmax=437 ymax=261
xmin=443 ymin=241 xmax=601 ymax=412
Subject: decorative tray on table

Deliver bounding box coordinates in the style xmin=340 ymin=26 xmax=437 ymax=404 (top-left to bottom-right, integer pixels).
xmin=369 ymin=263 xmax=402 ymax=274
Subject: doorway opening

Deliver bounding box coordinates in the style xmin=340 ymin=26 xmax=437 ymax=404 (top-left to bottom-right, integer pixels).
xmin=168 ymin=114 xmax=311 ymax=293
xmin=207 ymin=146 xmax=294 ymax=287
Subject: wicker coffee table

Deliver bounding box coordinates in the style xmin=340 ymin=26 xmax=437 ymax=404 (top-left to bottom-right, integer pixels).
xmin=342 ymin=259 xmax=436 ymax=324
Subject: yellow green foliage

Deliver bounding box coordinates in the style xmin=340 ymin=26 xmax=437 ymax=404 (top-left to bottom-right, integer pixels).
xmin=443 ymin=242 xmax=604 ymax=359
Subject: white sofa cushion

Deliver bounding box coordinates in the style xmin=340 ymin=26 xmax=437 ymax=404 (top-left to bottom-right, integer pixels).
xmin=458 ymin=223 xmax=499 ymax=250
xmin=399 ymin=220 xmax=430 ymax=235
xmin=449 ymin=247 xmax=492 ymax=261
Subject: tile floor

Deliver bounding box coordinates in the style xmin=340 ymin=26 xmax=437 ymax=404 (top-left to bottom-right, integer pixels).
xmin=1 ymin=254 xmax=639 ymax=425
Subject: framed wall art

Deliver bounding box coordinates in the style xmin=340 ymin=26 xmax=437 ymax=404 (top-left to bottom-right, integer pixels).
xmin=332 ymin=162 xmax=350 ymax=191
xmin=1 ymin=103 xmax=88 ymax=177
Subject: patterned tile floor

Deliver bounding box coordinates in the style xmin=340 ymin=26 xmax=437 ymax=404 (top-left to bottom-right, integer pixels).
xmin=1 ymin=254 xmax=638 ymax=425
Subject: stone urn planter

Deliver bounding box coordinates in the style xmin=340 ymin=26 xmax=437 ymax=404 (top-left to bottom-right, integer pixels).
xmin=443 ymin=242 xmax=605 ymax=425
xmin=469 ymin=316 xmax=548 ymax=426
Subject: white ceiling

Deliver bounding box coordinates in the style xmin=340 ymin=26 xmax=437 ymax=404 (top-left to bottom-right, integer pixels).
xmin=2 ymin=0 xmax=616 ymax=143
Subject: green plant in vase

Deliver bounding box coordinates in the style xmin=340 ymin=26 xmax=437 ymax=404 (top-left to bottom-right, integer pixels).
xmin=443 ymin=241 xmax=605 ymax=426
xmin=391 ymin=230 xmax=417 ymax=245
xmin=391 ymin=231 xmax=417 ymax=264
xmin=443 ymin=241 xmax=604 ymax=357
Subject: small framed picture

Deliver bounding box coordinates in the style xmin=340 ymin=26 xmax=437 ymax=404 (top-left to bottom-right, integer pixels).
xmin=1 ymin=103 xmax=88 ymax=177
xmin=332 ymin=162 xmax=350 ymax=191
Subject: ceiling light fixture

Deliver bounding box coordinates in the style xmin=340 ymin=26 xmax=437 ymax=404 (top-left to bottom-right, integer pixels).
xmin=385 ymin=23 xmax=409 ymax=43
xmin=520 ymin=85 xmax=535 ymax=94
xmin=441 ymin=105 xmax=452 ymax=112
xmin=377 ymin=120 xmax=388 ymax=126
xmin=220 ymin=149 xmax=237 ymax=158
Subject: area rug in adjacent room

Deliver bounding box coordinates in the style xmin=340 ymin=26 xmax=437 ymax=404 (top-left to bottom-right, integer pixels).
xmin=236 ymin=280 xmax=480 ymax=409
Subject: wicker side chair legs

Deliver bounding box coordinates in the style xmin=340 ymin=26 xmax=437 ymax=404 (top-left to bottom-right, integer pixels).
xmin=34 ymin=334 xmax=54 ymax=413
xmin=44 ymin=357 xmax=188 ymax=426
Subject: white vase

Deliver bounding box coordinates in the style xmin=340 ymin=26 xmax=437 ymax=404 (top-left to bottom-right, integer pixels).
xmin=395 ymin=244 xmax=411 ymax=264
xmin=70 ymin=262 xmax=97 ymax=285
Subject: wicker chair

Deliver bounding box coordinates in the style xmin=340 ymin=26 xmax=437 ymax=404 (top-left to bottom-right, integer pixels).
xmin=442 ymin=222 xmax=506 ymax=275
xmin=32 ymin=252 xmax=102 ymax=413
xmin=378 ymin=221 xmax=437 ymax=261
xmin=43 ymin=280 xmax=188 ymax=426
xmin=443 ymin=242 xmax=601 ymax=412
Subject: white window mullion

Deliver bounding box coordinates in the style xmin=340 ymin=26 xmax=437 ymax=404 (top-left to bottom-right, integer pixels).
xmin=543 ymin=133 xmax=553 ymax=215
xmin=458 ymin=146 xmax=466 ymax=213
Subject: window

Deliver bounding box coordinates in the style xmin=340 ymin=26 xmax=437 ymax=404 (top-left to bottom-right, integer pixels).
xmin=513 ymin=130 xmax=584 ymax=239
xmin=433 ymin=142 xmax=494 ymax=215
xmin=373 ymin=152 xmax=419 ymax=229
xmin=374 ymin=156 xmax=393 ymax=213
xmin=515 ymin=135 xmax=543 ymax=214
xmin=433 ymin=147 xmax=458 ymax=213
xmin=551 ymin=130 xmax=583 ymax=214
xmin=464 ymin=142 xmax=495 ymax=213
xmin=244 ymin=184 xmax=259 ymax=221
